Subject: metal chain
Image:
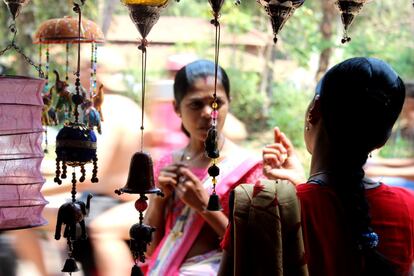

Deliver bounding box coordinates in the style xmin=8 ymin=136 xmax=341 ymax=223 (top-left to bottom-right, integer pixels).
xmin=0 ymin=23 xmax=45 ymax=78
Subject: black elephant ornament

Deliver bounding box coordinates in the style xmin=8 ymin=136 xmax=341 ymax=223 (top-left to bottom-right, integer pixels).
xmin=55 ymin=194 xmax=93 ymax=241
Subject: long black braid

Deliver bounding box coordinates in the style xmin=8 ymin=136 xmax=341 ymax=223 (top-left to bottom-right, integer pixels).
xmin=318 ymin=57 xmax=405 ymax=276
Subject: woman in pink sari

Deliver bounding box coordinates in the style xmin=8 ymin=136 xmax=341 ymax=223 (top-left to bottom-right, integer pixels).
xmin=144 ymin=59 xmax=263 ymax=276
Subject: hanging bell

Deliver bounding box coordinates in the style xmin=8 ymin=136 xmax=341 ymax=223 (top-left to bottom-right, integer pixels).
xmin=61 ymin=257 xmax=79 ymax=273
xmin=115 ymin=152 xmax=161 ymax=195
xmin=207 ymin=192 xmax=222 ymax=211
xmin=131 ymin=264 xmax=144 ymax=276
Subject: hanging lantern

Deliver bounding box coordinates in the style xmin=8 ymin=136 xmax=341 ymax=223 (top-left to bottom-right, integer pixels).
xmin=257 ymin=0 xmax=305 ymax=43
xmin=2 ymin=0 xmax=30 ymax=20
xmin=0 ymin=76 xmax=47 ymax=230
xmin=121 ymin=0 xmax=168 ymax=39
xmin=335 ymin=0 xmax=368 ymax=43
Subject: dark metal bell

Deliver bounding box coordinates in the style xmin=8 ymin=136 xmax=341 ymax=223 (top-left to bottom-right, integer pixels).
xmin=115 ymin=152 xmax=161 ymax=195
xmin=207 ymin=193 xmax=222 ymax=211
xmin=131 ymin=264 xmax=144 ymax=276
xmin=61 ymin=257 xmax=79 ymax=273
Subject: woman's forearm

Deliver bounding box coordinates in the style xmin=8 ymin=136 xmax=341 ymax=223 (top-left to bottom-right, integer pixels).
xmin=143 ymin=195 xmax=169 ymax=255
xmin=198 ymin=209 xmax=228 ymax=237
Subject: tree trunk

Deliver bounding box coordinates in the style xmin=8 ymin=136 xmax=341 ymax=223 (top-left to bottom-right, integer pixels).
xmin=101 ymin=0 xmax=118 ymax=36
xmin=315 ymin=0 xmax=336 ymax=81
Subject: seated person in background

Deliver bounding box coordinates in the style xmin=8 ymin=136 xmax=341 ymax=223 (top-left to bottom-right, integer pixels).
xmin=365 ymin=81 xmax=414 ymax=190
xmin=262 ymin=57 xmax=414 ymax=275
xmin=90 ymin=59 xmax=264 ymax=276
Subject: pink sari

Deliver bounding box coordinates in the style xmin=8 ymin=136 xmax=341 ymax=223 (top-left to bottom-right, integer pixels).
xmin=146 ymin=151 xmax=262 ymax=276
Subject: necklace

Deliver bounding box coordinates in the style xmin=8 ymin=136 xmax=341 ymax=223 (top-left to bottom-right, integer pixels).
xmin=180 ymin=135 xmax=225 ymax=163
xmin=307 ymin=171 xmax=380 ymax=189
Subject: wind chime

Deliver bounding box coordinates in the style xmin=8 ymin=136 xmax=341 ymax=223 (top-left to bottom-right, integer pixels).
xmin=114 ymin=0 xmax=167 ymax=275
xmin=202 ymin=0 xmax=225 ymax=211
xmin=0 ymin=0 xmax=48 ymax=230
xmin=334 ymin=0 xmax=369 ymax=43
xmin=257 ymin=0 xmax=305 ymax=44
xmin=51 ymin=1 xmax=99 ymax=274
xmin=33 ymin=13 xmax=104 ymax=153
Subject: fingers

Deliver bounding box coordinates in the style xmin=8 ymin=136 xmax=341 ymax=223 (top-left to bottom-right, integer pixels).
xmin=263 ymin=144 xmax=288 ymax=168
xmin=279 ymin=132 xmax=294 ymax=154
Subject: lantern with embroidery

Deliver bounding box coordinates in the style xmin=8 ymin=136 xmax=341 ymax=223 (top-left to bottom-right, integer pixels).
xmin=335 ymin=0 xmax=369 ymax=43
xmin=257 ymin=0 xmax=305 ymax=43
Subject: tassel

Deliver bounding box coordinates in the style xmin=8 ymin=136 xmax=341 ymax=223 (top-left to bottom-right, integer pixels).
xmin=131 ymin=264 xmax=143 ymax=276
xmin=207 ymin=193 xmax=222 ymax=211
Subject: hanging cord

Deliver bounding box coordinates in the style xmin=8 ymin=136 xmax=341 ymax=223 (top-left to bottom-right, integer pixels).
xmin=73 ymin=2 xmax=83 ymax=123
xmin=211 ymin=14 xmax=221 ymax=195
xmin=66 ymin=43 xmax=70 ymax=81
xmin=0 ymin=23 xmax=44 ymax=78
xmin=138 ymin=39 xmax=148 ymax=152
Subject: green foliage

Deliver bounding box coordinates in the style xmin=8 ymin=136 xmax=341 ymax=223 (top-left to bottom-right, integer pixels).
xmin=279 ymin=5 xmax=324 ymax=67
xmin=267 ymin=82 xmax=312 ymax=148
xmin=226 ymin=68 xmax=266 ymax=133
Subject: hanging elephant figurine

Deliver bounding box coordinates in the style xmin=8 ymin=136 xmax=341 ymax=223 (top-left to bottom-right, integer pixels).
xmin=41 ymin=92 xmax=58 ymax=126
xmin=55 ymin=194 xmax=93 ymax=241
xmin=51 ymin=70 xmax=74 ymax=114
xmin=129 ymin=223 xmax=156 ymax=263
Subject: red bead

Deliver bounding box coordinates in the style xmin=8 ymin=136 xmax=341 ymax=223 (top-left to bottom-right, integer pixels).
xmin=135 ymin=198 xmax=148 ymax=212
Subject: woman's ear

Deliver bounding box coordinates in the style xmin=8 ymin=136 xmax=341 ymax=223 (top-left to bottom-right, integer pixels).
xmin=173 ymin=100 xmax=181 ymax=117
xmin=307 ymin=95 xmax=321 ymax=125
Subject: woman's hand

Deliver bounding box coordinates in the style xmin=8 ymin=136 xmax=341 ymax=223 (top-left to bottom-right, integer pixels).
xmin=174 ymin=166 xmax=209 ymax=212
xmin=157 ymin=164 xmax=180 ymax=199
xmin=263 ymin=127 xmax=306 ymax=185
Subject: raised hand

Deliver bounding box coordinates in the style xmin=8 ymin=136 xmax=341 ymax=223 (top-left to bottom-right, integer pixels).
xmin=262 ymin=127 xmax=306 ymax=185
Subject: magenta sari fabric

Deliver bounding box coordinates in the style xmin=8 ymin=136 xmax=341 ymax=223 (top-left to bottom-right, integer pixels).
xmin=0 ymin=76 xmax=48 ymax=230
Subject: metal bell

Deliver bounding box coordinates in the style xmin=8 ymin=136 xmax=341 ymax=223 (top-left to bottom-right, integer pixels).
xmin=61 ymin=257 xmax=79 ymax=273
xmin=207 ymin=193 xmax=222 ymax=211
xmin=115 ymin=152 xmax=161 ymax=195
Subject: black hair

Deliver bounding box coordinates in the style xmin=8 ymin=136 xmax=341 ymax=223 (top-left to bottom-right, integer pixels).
xmin=173 ymin=59 xmax=230 ymax=137
xmin=317 ymin=57 xmax=405 ymax=275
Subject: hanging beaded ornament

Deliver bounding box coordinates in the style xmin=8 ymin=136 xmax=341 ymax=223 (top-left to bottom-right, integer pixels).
xmin=203 ymin=0 xmax=226 ymax=211
xmin=115 ymin=1 xmax=167 ymax=274
xmin=53 ymin=2 xmax=98 ymax=274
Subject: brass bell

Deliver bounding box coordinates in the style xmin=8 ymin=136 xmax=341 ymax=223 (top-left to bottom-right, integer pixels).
xmin=115 ymin=152 xmax=161 ymax=195
xmin=61 ymin=257 xmax=79 ymax=273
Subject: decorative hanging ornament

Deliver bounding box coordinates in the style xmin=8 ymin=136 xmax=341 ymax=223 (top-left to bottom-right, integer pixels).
xmin=203 ymin=0 xmax=226 ymax=211
xmin=52 ymin=2 xmax=99 ymax=274
xmin=115 ymin=1 xmax=167 ymax=274
xmin=257 ymin=0 xmax=305 ymax=43
xmin=3 ymin=0 xmax=30 ymax=20
xmin=335 ymin=0 xmax=368 ymax=43
xmin=0 ymin=76 xmax=48 ymax=230
xmin=121 ymin=0 xmax=168 ymax=39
